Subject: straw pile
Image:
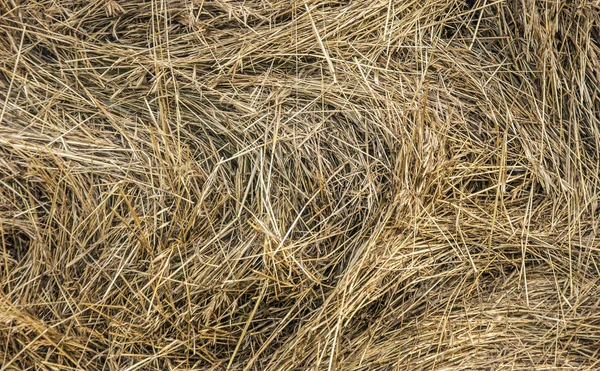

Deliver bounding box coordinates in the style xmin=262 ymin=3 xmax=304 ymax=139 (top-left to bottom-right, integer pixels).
xmin=1 ymin=0 xmax=600 ymax=369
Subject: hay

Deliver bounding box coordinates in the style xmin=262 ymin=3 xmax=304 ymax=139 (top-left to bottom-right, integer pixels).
xmin=1 ymin=0 xmax=600 ymax=369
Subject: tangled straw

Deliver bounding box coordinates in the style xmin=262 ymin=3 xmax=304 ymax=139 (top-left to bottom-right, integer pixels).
xmin=1 ymin=0 xmax=600 ymax=369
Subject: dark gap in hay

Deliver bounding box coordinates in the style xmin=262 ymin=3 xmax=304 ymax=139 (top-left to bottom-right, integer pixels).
xmin=2 ymin=230 xmax=30 ymax=264
xmin=440 ymin=0 xmax=498 ymax=40
xmin=463 ymin=0 xmax=478 ymax=9
xmin=83 ymin=17 xmax=130 ymax=43
xmin=32 ymin=43 xmax=59 ymax=64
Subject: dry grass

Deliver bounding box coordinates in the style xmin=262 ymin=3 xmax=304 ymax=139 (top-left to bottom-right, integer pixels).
xmin=1 ymin=0 xmax=600 ymax=369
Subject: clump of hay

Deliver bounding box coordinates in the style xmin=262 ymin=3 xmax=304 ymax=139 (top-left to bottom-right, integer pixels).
xmin=1 ymin=0 xmax=600 ymax=369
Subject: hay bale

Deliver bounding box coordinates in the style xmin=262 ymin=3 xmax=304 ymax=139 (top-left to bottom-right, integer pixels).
xmin=1 ymin=0 xmax=599 ymax=369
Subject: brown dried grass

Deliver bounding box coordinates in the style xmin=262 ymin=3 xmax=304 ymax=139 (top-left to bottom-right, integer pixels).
xmin=1 ymin=0 xmax=600 ymax=369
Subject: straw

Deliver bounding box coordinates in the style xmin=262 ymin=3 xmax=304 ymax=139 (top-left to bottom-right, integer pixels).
xmin=1 ymin=0 xmax=599 ymax=369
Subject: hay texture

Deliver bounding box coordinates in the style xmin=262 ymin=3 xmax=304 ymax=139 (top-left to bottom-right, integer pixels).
xmin=1 ymin=0 xmax=600 ymax=369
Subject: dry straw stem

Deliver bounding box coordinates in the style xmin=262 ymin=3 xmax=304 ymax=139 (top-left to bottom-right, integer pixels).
xmin=1 ymin=0 xmax=600 ymax=370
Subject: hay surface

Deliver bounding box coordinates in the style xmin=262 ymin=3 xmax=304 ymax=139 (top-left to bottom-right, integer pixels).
xmin=1 ymin=0 xmax=600 ymax=369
